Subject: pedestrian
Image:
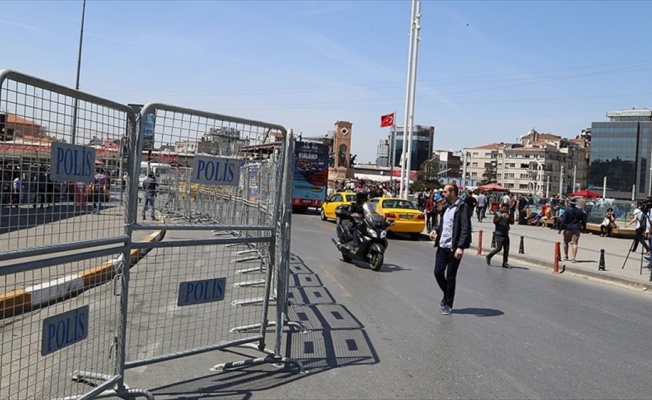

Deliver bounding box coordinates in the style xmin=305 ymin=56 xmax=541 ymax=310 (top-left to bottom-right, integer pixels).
xmin=485 ymin=203 xmax=514 ymax=268
xmin=625 ymin=200 xmax=650 ymax=255
xmin=558 ymin=198 xmax=588 ymax=263
xmin=476 ymin=191 xmax=487 ymax=222
xmin=141 ymin=172 xmax=159 ymax=220
xmin=600 ymin=207 xmax=617 ymax=237
xmin=424 ymin=193 xmax=434 ymax=232
xmin=428 ymin=183 xmax=472 ymax=316
xmin=11 ymin=173 xmax=21 ymax=208
xmin=92 ymin=168 xmax=108 ymax=214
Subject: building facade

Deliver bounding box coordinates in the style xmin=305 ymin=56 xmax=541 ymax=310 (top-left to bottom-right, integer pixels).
xmin=588 ymin=108 xmax=652 ymax=199
xmin=375 ymin=124 xmax=434 ymax=171
xmin=463 ymin=129 xmax=589 ymax=196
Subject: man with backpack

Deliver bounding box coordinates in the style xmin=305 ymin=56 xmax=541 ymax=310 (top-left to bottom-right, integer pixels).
xmin=559 ymin=198 xmax=587 ymax=263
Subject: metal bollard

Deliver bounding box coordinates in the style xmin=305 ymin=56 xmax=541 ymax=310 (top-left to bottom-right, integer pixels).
xmin=553 ymin=241 xmax=560 ymax=274
xmin=518 ymin=236 xmax=525 ymax=254
xmin=477 ymin=230 xmax=483 ymax=255
xmin=598 ymin=249 xmax=606 ymax=271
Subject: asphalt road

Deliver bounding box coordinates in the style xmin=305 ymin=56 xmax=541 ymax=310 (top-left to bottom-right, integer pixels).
xmin=111 ymin=210 xmax=652 ymax=399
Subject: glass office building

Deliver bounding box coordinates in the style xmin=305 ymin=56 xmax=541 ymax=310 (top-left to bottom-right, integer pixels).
xmin=589 ymin=109 xmax=652 ymax=198
xmin=387 ymin=125 xmax=434 ymax=171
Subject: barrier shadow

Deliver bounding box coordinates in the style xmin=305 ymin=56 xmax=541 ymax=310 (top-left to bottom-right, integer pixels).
xmin=148 ymin=251 xmax=380 ymax=398
xmin=0 ymin=202 xmax=120 ymax=234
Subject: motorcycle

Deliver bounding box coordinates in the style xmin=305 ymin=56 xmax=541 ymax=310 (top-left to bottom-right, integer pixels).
xmin=331 ymin=202 xmax=393 ymax=271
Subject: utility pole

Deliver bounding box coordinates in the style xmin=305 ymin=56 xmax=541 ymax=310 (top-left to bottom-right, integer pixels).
xmin=572 ymin=165 xmax=577 ymax=193
xmin=71 ymin=0 xmax=86 ymax=145
xmin=560 ymin=165 xmax=564 ymax=196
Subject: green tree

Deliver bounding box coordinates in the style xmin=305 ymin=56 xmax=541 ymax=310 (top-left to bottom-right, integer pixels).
xmin=480 ymin=162 xmax=497 ymax=185
xmin=411 ymin=159 xmax=441 ymax=192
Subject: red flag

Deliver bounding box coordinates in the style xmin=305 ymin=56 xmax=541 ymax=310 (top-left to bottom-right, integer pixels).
xmin=380 ymin=113 xmax=395 ymax=128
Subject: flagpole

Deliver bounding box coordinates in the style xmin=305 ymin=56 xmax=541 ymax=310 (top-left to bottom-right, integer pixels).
xmin=390 ymin=114 xmax=395 ymax=193
xmin=400 ymin=0 xmax=417 ymax=199
xmin=405 ymin=0 xmax=421 ymax=199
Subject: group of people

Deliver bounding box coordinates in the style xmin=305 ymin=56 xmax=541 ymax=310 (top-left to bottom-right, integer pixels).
xmin=428 ymin=185 xmax=590 ymax=316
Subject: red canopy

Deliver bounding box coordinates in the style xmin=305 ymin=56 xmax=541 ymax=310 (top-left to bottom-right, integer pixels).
xmin=478 ymin=183 xmax=508 ymax=192
xmin=569 ymin=189 xmax=601 ymax=198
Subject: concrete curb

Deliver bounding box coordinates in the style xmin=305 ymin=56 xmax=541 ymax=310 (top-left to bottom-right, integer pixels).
xmin=470 ymin=243 xmax=652 ymax=292
xmin=0 ymin=229 xmax=166 ymax=319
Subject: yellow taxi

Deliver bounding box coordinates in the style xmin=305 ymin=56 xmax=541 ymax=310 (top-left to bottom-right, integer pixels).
xmin=369 ymin=197 xmax=425 ymax=240
xmin=321 ymin=191 xmax=357 ymax=221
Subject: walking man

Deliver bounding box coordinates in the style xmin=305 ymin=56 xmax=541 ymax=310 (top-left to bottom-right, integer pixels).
xmin=485 ymin=203 xmax=514 ymax=268
xmin=558 ymin=198 xmax=587 ymax=263
xmin=142 ymin=172 xmax=159 ymax=221
xmin=429 ymin=183 xmax=472 ymax=316
xmin=476 ymin=191 xmax=487 ymax=222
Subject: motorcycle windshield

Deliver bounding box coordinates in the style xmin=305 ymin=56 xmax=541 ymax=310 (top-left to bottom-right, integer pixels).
xmin=363 ymin=203 xmax=387 ymax=228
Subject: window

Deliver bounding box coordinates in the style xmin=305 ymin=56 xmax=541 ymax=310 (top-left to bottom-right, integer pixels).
xmin=471 ymin=172 xmax=477 ymax=177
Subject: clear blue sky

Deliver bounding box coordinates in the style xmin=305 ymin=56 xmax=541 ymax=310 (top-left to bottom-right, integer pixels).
xmin=3 ymin=1 xmax=652 ymax=164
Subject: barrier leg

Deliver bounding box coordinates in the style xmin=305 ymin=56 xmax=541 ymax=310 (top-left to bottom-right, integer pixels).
xmin=477 ymin=230 xmax=483 ymax=255
xmin=518 ymin=236 xmax=525 ymax=254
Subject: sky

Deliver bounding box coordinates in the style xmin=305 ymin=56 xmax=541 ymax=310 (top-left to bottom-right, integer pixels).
xmin=2 ymin=1 xmax=652 ymax=164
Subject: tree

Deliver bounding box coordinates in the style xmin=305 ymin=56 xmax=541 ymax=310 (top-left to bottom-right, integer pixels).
xmin=411 ymin=158 xmax=441 ymax=192
xmin=480 ymin=162 xmax=497 ymax=185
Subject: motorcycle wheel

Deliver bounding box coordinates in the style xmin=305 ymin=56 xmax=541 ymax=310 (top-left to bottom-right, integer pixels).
xmin=369 ymin=252 xmax=383 ymax=271
xmin=342 ymin=251 xmax=353 ymax=263
xmin=321 ymin=208 xmax=327 ymax=221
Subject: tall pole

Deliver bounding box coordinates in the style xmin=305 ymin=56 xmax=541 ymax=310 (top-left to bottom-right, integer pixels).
xmin=71 ymin=0 xmax=86 ymax=145
xmin=603 ymin=176 xmax=606 ymax=199
xmin=404 ymin=0 xmax=421 ymax=199
xmin=572 ymin=165 xmax=577 ymax=192
xmin=560 ymin=165 xmax=564 ymax=197
xmin=400 ymin=0 xmax=417 ymax=199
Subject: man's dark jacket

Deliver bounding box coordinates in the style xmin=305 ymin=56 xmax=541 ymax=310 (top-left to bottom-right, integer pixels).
xmin=433 ymin=200 xmax=473 ymax=249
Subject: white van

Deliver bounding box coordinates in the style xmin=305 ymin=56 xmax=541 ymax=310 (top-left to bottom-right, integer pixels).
xmin=139 ymin=162 xmax=177 ymax=189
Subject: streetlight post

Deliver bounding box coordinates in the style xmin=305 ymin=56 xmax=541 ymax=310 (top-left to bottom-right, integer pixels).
xmin=71 ymin=0 xmax=86 ymax=145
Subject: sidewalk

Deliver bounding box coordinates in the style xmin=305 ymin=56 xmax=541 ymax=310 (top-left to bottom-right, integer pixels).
xmin=469 ymin=218 xmax=652 ymax=290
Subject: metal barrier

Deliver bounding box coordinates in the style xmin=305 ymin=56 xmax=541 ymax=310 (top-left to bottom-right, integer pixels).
xmin=1 ymin=71 xmax=301 ymax=399
xmin=123 ymin=103 xmax=302 ymax=376
xmin=0 ymin=69 xmax=140 ymax=399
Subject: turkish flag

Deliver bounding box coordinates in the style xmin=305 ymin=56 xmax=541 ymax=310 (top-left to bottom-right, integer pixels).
xmin=380 ymin=113 xmax=395 ymax=128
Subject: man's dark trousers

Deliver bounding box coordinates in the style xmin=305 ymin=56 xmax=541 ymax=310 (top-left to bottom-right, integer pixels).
xmin=434 ymin=247 xmax=461 ymax=307
xmin=487 ymin=234 xmax=510 ymax=265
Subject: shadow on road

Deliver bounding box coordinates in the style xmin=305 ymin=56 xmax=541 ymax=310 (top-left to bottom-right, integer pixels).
xmin=148 ymin=253 xmax=380 ymax=399
xmin=453 ymin=307 xmax=504 ymax=317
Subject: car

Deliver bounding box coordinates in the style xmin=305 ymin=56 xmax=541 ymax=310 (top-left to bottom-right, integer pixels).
xmin=369 ymin=197 xmax=425 ymax=240
xmin=321 ymin=191 xmax=357 ymax=221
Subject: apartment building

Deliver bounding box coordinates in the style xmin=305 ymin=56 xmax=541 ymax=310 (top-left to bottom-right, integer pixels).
xmin=463 ymin=129 xmax=589 ymax=196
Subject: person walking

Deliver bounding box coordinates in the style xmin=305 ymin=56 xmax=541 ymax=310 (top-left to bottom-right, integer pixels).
xmin=92 ymin=168 xmax=108 ymax=214
xmin=485 ymin=203 xmax=514 ymax=268
xmin=558 ymin=198 xmax=588 ymax=263
xmin=476 ymin=191 xmax=487 ymax=222
xmin=141 ymin=172 xmax=159 ymax=221
xmin=424 ymin=193 xmax=434 ymax=233
xmin=11 ymin=173 xmax=21 ymax=208
xmin=428 ymin=183 xmax=472 ymax=316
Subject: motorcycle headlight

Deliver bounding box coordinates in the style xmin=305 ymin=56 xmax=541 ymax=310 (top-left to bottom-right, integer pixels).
xmin=368 ymin=229 xmax=378 ymax=238
xmin=380 ymin=230 xmax=387 ymax=239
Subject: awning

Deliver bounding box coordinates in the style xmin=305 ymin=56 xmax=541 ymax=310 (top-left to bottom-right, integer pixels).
xmin=354 ymin=173 xmax=392 ymax=183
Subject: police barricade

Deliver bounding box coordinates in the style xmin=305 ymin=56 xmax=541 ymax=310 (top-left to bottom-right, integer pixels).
xmin=0 ymin=70 xmax=143 ymax=399
xmin=123 ymin=103 xmax=302 ymax=382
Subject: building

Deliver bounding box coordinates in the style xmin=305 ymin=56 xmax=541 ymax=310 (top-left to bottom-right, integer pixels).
xmin=588 ymin=108 xmax=652 ymax=199
xmin=463 ymin=129 xmax=589 ymax=196
xmin=432 ymin=150 xmax=461 ymax=178
xmin=376 ymin=124 xmax=434 ymax=172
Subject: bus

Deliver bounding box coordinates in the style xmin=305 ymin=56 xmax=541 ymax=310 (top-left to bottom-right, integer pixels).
xmin=292 ymin=141 xmax=329 ymax=212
